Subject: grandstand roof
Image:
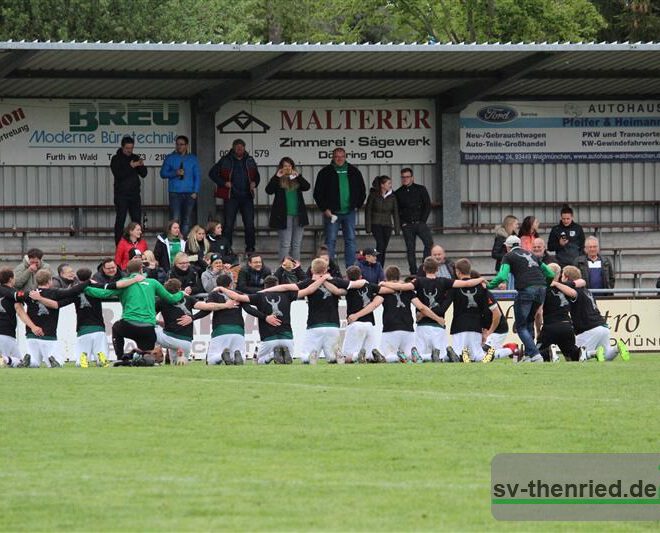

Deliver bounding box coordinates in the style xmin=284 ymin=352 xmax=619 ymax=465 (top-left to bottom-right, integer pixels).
xmin=1 ymin=41 xmax=659 ymax=111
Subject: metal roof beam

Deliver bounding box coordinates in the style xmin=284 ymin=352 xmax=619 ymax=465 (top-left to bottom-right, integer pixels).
xmin=0 ymin=50 xmax=38 ymax=79
xmin=436 ymin=52 xmax=559 ymax=112
xmin=195 ymin=52 xmax=303 ymax=113
xmin=527 ymin=69 xmax=660 ymax=80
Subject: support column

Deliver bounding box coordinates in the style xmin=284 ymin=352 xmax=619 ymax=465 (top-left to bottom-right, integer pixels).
xmin=191 ymin=100 xmax=218 ymax=224
xmin=440 ymin=111 xmax=462 ymax=228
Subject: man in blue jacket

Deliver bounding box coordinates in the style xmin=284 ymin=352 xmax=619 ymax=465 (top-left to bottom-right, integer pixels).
xmin=159 ymin=135 xmax=200 ymax=237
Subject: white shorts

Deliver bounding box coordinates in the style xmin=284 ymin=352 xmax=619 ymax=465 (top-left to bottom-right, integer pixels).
xmin=0 ymin=334 xmax=22 ymax=366
xmin=26 ymin=338 xmax=64 ymax=367
xmin=257 ymin=338 xmax=295 ymax=364
xmin=380 ymin=330 xmax=417 ymax=362
xmin=452 ymin=331 xmax=485 ymax=362
xmin=486 ymin=332 xmax=508 ymax=350
xmin=208 ymin=334 xmax=246 ymax=365
xmin=75 ymin=331 xmax=108 ymax=364
xmin=575 ymin=326 xmax=611 ymax=353
xmin=156 ymin=327 xmax=193 ymax=354
xmin=300 ymin=327 xmax=341 ymax=362
xmin=416 ymin=325 xmax=448 ymax=356
xmin=342 ymin=322 xmax=379 ymax=360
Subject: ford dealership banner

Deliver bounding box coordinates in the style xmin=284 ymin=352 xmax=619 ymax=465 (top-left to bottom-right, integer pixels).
xmin=460 ymin=100 xmax=660 ymax=164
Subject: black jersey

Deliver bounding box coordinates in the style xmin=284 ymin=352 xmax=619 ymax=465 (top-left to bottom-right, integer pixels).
xmin=502 ymin=248 xmax=547 ymax=289
xmin=298 ymin=278 xmax=349 ymax=329
xmin=26 ymin=286 xmax=82 ymax=339
xmin=156 ymin=295 xmax=197 ymax=340
xmin=345 ymin=283 xmax=380 ymax=325
xmin=542 ymin=282 xmax=576 ymax=326
xmin=0 ymin=285 xmax=28 ymax=338
xmin=413 ymin=276 xmax=453 ymax=326
xmin=248 ymin=291 xmax=298 ymax=341
xmin=449 ymin=285 xmax=494 ymax=335
xmin=381 ymin=290 xmax=414 ymax=333
xmin=570 ymin=287 xmax=606 ymax=334
xmin=481 ymin=289 xmax=508 ymax=335
xmin=73 ymin=291 xmax=107 ymax=335
xmin=204 ymin=291 xmax=264 ymax=337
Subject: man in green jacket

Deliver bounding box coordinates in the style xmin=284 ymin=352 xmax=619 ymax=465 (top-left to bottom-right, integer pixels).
xmin=85 ymin=258 xmax=184 ymax=360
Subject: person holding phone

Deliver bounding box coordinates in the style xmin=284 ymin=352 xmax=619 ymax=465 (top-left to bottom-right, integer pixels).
xmin=110 ymin=136 xmax=147 ymax=244
xmin=548 ymin=204 xmax=585 ymax=268
xmin=265 ymin=157 xmax=311 ymax=262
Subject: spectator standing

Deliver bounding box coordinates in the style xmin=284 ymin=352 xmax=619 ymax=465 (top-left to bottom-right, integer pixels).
xmin=491 ymin=215 xmax=519 ymax=271
xmin=159 ymin=135 xmax=200 ymax=237
xmin=185 ymin=225 xmax=210 ymax=273
xmin=237 ymin=254 xmax=272 ymax=294
xmin=265 ymin=157 xmax=310 ymax=261
xmin=205 ymin=220 xmax=236 ymax=263
xmin=313 ymin=147 xmax=366 ymax=269
xmin=115 ymin=222 xmax=148 ymax=271
xmin=14 ymin=249 xmax=52 ymax=291
xmin=51 ymin=263 xmax=78 ymax=289
xmin=416 ymin=245 xmax=455 ymax=280
xmin=110 ymin=136 xmax=147 ymax=244
xmin=154 ymin=220 xmax=187 ymax=273
xmin=574 ymin=236 xmax=615 ymax=292
xmin=548 ymin=204 xmax=585 ymax=268
xmin=208 ymin=139 xmax=260 ymax=253
xmin=518 ymin=215 xmax=540 ymax=251
xmin=394 ymin=168 xmax=433 ymax=275
xmin=92 ymin=258 xmax=123 ymax=285
xmin=356 ymin=248 xmax=385 ymax=284
xmin=365 ymin=175 xmax=400 ymax=266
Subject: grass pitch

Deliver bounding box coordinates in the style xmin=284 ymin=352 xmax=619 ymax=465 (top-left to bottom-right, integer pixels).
xmin=1 ymin=356 xmax=658 ymax=532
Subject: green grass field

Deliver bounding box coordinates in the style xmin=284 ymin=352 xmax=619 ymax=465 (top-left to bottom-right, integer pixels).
xmin=1 ymin=356 xmax=659 ymax=531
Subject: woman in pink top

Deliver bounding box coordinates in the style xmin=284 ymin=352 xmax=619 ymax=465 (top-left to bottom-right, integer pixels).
xmin=518 ymin=215 xmax=540 ymax=251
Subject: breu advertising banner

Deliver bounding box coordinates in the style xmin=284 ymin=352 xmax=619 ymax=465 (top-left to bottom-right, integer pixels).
xmin=460 ymin=100 xmax=660 ymax=164
xmin=215 ymin=99 xmax=436 ymax=165
xmin=0 ymin=99 xmax=191 ymax=165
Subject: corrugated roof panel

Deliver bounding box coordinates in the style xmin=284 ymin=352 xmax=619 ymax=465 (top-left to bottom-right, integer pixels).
xmin=500 ymin=77 xmax=660 ymax=96
xmin=538 ymin=50 xmax=660 ymax=71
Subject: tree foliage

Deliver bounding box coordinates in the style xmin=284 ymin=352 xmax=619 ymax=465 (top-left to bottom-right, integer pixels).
xmin=0 ymin=0 xmax=657 ymax=44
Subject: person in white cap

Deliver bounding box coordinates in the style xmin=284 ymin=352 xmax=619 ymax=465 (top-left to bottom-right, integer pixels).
xmin=487 ymin=234 xmax=555 ymax=362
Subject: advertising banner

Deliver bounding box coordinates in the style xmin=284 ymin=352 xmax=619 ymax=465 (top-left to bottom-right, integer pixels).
xmin=460 ymin=100 xmax=660 ymax=164
xmin=215 ymin=99 xmax=436 ymax=165
xmin=0 ymin=99 xmax=191 ymax=165
xmin=15 ymin=297 xmax=659 ymax=362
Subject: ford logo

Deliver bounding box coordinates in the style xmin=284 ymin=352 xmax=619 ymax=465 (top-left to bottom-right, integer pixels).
xmin=477 ymin=105 xmax=518 ymax=123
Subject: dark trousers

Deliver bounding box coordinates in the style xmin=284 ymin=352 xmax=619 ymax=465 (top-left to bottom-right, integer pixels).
xmin=224 ymin=195 xmax=256 ymax=252
xmin=112 ymin=319 xmax=156 ymax=357
xmin=401 ymin=222 xmax=433 ymax=274
xmin=371 ymin=224 xmax=392 ymax=266
xmin=114 ymin=196 xmax=141 ymax=244
xmin=169 ymin=192 xmax=196 ymax=237
xmin=538 ymin=321 xmax=581 ymax=361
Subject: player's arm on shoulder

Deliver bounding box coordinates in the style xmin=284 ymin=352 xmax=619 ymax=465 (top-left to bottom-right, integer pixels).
xmin=260 ymin=283 xmax=298 ymax=293
xmin=220 ymin=287 xmax=250 ymax=303
xmin=28 ymin=291 xmax=59 ymax=309
xmin=551 ymin=280 xmax=577 ymax=299
xmin=85 ymin=285 xmax=120 ymax=299
xmin=347 ymin=295 xmax=383 ymax=323
xmin=297 ymin=275 xmax=328 ymax=298
xmin=452 ymin=277 xmax=484 ymax=288
xmin=380 ymin=280 xmax=414 ymax=292
xmin=412 ymin=297 xmax=445 ymax=326
xmin=115 ymin=274 xmax=144 ymax=289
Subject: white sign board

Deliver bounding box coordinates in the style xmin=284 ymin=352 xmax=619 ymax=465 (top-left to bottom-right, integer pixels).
xmin=215 ymin=99 xmax=436 ymax=165
xmin=15 ymin=297 xmax=660 ymax=362
xmin=0 ymin=99 xmax=191 ymax=165
xmin=460 ymin=100 xmax=660 ymax=164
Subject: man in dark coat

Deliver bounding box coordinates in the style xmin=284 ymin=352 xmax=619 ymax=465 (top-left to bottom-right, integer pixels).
xmin=110 ymin=136 xmax=147 ymax=244
xmin=313 ymin=148 xmax=366 ymax=269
